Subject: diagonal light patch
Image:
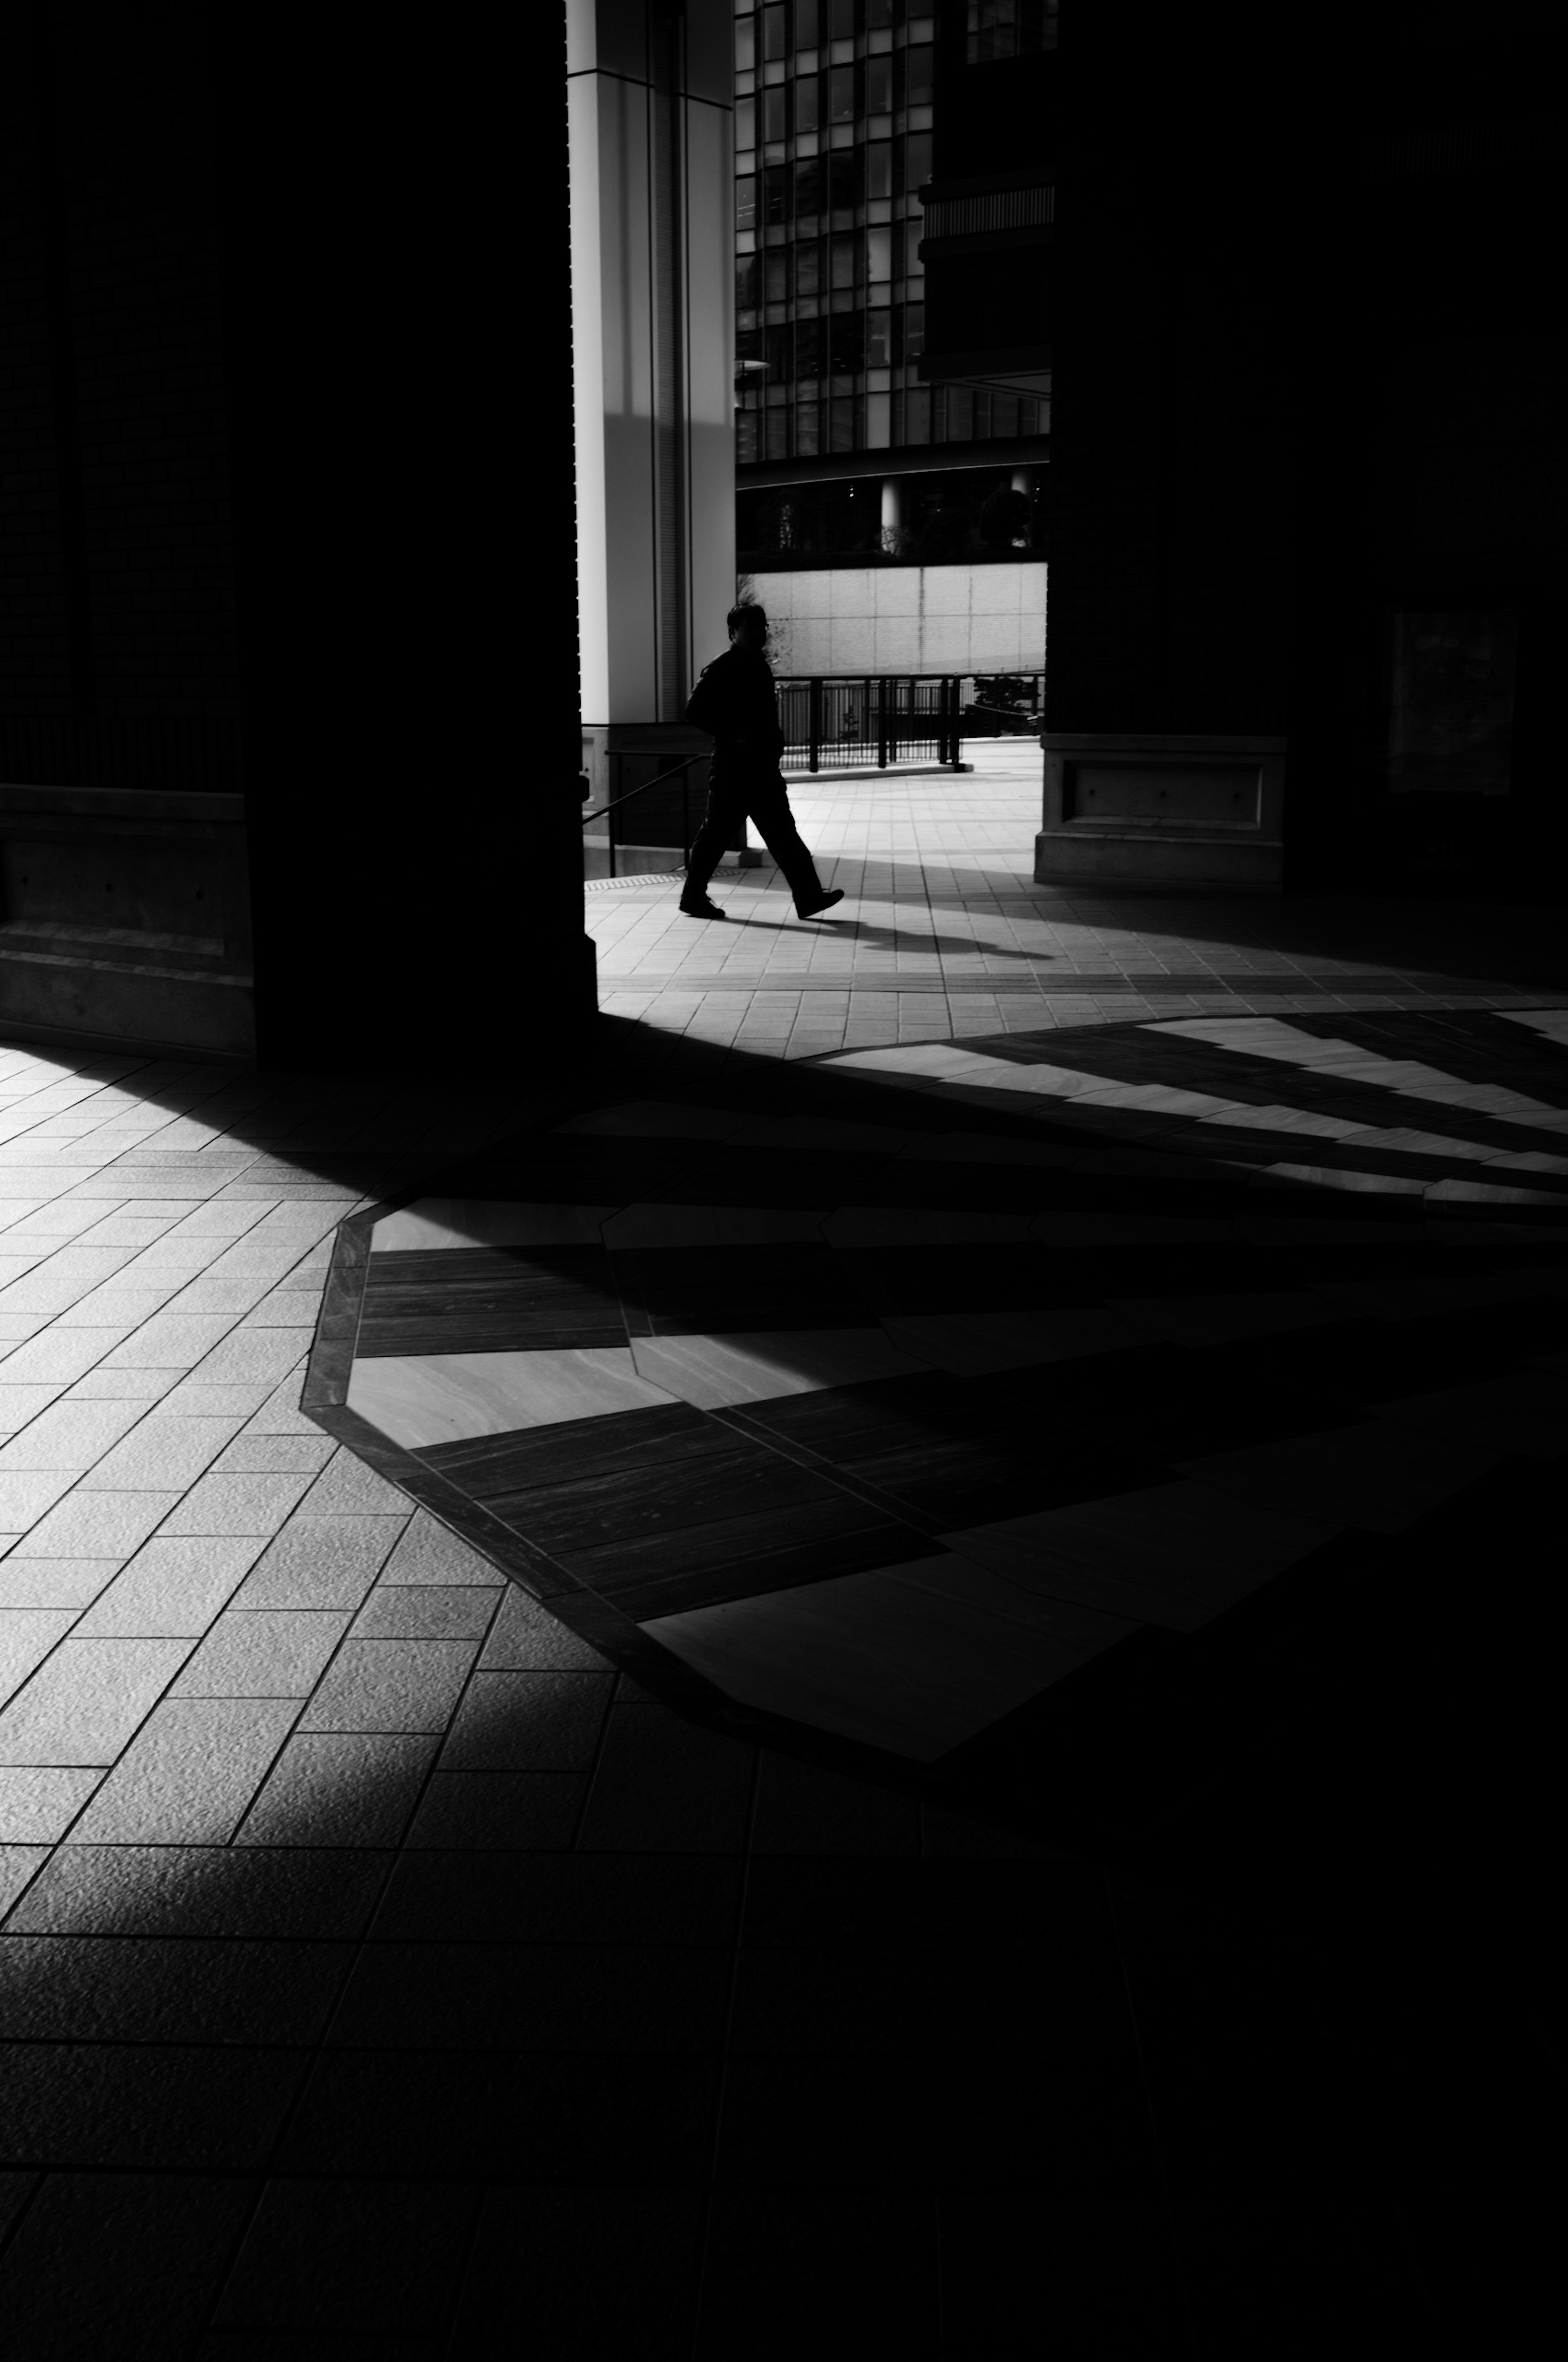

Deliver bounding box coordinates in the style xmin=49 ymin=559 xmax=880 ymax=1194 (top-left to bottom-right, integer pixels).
xmin=371 ymin=1201 xmax=624 ymax=1251
xmin=1141 ymin=1017 xmax=1568 ymax=1133
xmin=818 ymin=1041 xmax=1566 ymax=1173
xmin=629 ymin=1327 xmax=933 ymax=1406
xmin=1497 ymin=1010 xmax=1568 ymax=1048
xmin=345 ymin=1347 xmax=680 ymax=1448
xmin=824 ymin=1045 xmax=1263 ymax=1123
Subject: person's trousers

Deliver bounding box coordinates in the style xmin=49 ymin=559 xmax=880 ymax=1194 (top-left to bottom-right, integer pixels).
xmin=685 ymin=766 xmax=825 ymax=910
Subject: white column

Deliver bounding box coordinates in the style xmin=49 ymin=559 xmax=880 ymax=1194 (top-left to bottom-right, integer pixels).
xmin=568 ymin=1 xmax=735 ymax=738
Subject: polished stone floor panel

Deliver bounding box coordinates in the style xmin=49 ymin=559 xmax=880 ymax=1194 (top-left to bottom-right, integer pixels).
xmin=944 ymin=1481 xmax=1338 ymax=1615
xmin=460 ymin=1431 xmax=850 ymax=1559
xmin=345 ymin=1345 xmax=680 ymax=1449
xmin=641 ymin=1555 xmax=1096 ymax=1763
xmin=416 ymin=1402 xmax=726 ymax=1498
xmin=630 ymin=1327 xmax=934 ymax=1406
xmin=356 ymin=1245 xmax=628 ymax=1357
xmin=312 ymin=1000 xmax=1566 ymax=1833
xmin=570 ymin=1507 xmax=949 ymax=1622
xmin=370 ymin=1199 xmax=622 ymax=1252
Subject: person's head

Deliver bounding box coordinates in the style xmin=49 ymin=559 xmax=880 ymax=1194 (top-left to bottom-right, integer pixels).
xmin=728 ymin=603 xmax=768 ymax=652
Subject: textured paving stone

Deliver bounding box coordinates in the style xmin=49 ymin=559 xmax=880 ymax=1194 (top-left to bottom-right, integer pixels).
xmin=76 ymin=1417 xmax=247 ymax=1494
xmin=98 ymin=1314 xmax=242 ymax=1369
xmin=0 ymin=1637 xmax=193 ymax=1766
xmin=212 ymin=2177 xmax=481 ymax=2341
xmin=157 ymin=1471 xmax=318 ymax=1537
xmin=437 ymin=1671 xmax=615 ymax=1772
xmin=297 ymin=1452 xmax=413 ymax=1517
xmin=232 ymin=1517 xmax=411 ymax=1610
xmin=476 ymin=1586 xmax=609 ymax=1671
xmin=170 ymin=1611 xmax=353 ymax=1700
xmin=73 ymin=1537 xmax=268 ymax=1639
xmin=376 ymin=1509 xmax=503 ymax=1588
xmin=212 ymin=1433 xmax=336 ymax=1476
xmin=402 ymin=1770 xmax=586 ymax=1851
xmin=0 ymin=2172 xmax=258 ymax=2357
xmin=0 ymin=1848 xmax=48 ymax=1916
xmin=0 ymin=1610 xmax=76 ymax=1708
xmin=7 ymin=1845 xmax=391 ymax=1939
xmin=0 ymin=1397 xmax=147 ymax=1470
xmin=9 ymin=1490 xmax=179 ymax=1562
xmin=0 ymin=2043 xmax=307 ymax=2170
xmin=0 ymin=1935 xmax=354 ymax=2045
xmin=351 ymin=1585 xmax=501 ymax=1642
xmin=65 ymin=1697 xmax=298 ymax=1842
xmin=0 ymin=1331 xmax=138 ymax=1386
xmin=0 ymin=1766 xmax=103 ymax=1845
xmin=236 ymin=1732 xmax=440 ymax=1849
xmin=575 ymin=1703 xmax=755 ymax=1855
xmin=0 ymin=1470 xmax=79 ymax=1529
xmin=296 ymin=1639 xmax=481 ymax=1735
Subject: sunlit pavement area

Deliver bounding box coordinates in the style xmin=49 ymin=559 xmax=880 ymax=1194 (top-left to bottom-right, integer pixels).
xmin=588 ymin=740 xmax=1568 ymax=1054
xmin=0 ymin=758 xmax=1563 ymax=2352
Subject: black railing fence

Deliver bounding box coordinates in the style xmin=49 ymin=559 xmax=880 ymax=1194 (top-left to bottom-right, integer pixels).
xmin=581 ymin=674 xmax=1044 ymax=874
xmin=776 ymin=676 xmax=968 ymax=773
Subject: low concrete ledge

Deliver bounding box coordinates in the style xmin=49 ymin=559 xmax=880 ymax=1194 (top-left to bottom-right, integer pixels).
xmin=0 ymin=781 xmax=254 ymax=1058
xmin=1036 ymin=732 xmax=1287 ymax=895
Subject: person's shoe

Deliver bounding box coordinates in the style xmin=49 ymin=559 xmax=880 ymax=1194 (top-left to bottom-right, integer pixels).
xmin=678 ymin=891 xmax=728 ymax=919
xmin=795 ymin=888 xmax=844 ymax=919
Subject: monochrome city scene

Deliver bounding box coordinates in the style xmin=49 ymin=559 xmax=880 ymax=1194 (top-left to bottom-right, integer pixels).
xmin=0 ymin=2 xmax=1560 ymax=2352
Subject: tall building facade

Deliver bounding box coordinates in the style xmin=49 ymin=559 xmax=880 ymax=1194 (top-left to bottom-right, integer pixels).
xmin=731 ymin=0 xmax=1049 ymax=685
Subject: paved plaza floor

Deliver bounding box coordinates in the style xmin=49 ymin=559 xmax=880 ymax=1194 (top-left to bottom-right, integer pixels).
xmin=588 ymin=741 xmax=1568 ymax=1053
xmin=0 ymin=754 xmax=1559 ymax=2353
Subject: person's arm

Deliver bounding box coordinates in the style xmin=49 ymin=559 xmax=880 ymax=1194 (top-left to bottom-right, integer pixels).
xmin=684 ymin=667 xmax=719 ymax=733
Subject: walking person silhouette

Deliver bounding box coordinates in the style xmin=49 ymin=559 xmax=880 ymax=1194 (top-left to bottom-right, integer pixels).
xmin=679 ymin=604 xmax=845 ymax=921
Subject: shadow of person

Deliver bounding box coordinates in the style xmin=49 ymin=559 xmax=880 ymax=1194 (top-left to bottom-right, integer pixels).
xmin=712 ymin=906 xmax=1048 ymax=960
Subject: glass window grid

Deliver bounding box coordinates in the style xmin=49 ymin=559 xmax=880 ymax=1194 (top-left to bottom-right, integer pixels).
xmin=964 ymin=1 xmax=1058 ymax=65
xmin=734 ymin=1 xmax=1027 ymax=460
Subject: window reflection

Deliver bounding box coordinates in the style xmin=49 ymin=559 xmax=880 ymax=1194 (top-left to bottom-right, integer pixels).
xmin=731 ymin=0 xmax=1048 ymax=462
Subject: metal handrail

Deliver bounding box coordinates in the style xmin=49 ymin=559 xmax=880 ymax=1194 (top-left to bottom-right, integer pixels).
xmin=579 ymin=751 xmax=706 ymax=827
xmin=582 ymin=750 xmax=712 ymax=883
